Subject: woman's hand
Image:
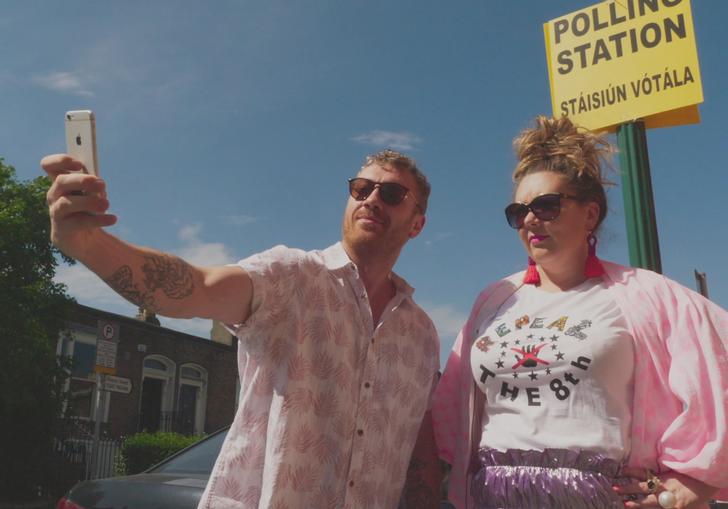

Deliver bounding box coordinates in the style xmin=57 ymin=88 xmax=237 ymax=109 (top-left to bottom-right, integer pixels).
xmin=614 ymin=466 xmax=718 ymax=509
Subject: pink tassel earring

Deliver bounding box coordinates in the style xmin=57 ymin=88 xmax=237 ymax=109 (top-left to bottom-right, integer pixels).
xmin=584 ymin=233 xmax=605 ymax=278
xmin=523 ymin=257 xmax=541 ymax=285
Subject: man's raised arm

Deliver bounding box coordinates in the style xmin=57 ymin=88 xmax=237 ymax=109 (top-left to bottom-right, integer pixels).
xmin=42 ymin=154 xmax=252 ymax=325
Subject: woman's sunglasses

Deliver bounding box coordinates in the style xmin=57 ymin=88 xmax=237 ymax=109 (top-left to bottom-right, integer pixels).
xmin=504 ymin=193 xmax=580 ymax=229
xmin=348 ymin=177 xmax=421 ymax=210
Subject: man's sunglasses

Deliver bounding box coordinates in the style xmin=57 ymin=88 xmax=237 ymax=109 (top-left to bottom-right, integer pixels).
xmin=348 ymin=177 xmax=422 ymax=211
xmin=504 ymin=193 xmax=580 ymax=229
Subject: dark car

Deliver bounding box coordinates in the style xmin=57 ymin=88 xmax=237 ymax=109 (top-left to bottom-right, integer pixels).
xmin=56 ymin=427 xmax=228 ymax=509
xmin=56 ymin=425 xmax=460 ymax=509
xmin=56 ymin=431 xmax=726 ymax=509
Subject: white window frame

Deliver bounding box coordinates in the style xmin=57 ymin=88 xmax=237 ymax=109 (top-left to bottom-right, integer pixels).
xmin=140 ymin=355 xmax=176 ymax=429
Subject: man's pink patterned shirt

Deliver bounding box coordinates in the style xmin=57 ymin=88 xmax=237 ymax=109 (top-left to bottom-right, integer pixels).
xmin=198 ymin=243 xmax=439 ymax=509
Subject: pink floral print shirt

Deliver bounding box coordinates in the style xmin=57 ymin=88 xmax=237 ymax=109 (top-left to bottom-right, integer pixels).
xmin=198 ymin=243 xmax=439 ymax=509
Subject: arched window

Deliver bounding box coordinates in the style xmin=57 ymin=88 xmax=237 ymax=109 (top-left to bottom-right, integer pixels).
xmin=178 ymin=364 xmax=208 ymax=435
xmin=181 ymin=366 xmax=203 ymax=380
xmin=144 ymin=358 xmax=168 ymax=371
xmin=139 ymin=355 xmax=176 ymax=432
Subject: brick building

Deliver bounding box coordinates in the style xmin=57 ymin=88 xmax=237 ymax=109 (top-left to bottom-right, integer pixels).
xmin=57 ymin=303 xmax=238 ymax=438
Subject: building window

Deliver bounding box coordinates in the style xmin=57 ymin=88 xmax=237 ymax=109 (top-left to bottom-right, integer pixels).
xmin=58 ymin=328 xmax=108 ymax=421
xmin=178 ymin=364 xmax=207 ymax=435
xmin=144 ymin=358 xmax=168 ymax=371
xmin=181 ymin=366 xmax=203 ymax=380
xmin=70 ymin=341 xmax=96 ymax=379
xmin=139 ymin=355 xmax=176 ymax=433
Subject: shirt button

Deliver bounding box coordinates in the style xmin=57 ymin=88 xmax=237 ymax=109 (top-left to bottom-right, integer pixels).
xmin=349 ymin=480 xmax=354 ymax=487
xmin=357 ymin=429 xmax=364 ymax=436
xmin=364 ymin=382 xmax=371 ymax=388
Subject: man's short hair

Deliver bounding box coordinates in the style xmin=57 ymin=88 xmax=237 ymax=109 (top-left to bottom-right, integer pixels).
xmin=362 ymin=149 xmax=431 ymax=213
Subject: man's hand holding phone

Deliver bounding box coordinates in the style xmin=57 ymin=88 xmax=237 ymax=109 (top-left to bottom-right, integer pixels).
xmin=42 ymin=154 xmax=116 ymax=261
xmin=41 ymin=110 xmax=117 ymax=261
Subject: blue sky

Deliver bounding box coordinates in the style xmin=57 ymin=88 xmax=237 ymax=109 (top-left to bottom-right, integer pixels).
xmin=3 ymin=1 xmax=726 ymax=367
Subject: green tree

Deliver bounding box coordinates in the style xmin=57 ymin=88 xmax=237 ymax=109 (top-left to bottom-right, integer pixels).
xmin=0 ymin=158 xmax=75 ymax=500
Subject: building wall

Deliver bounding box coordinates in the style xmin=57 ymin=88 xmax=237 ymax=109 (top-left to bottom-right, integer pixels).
xmin=63 ymin=304 xmax=238 ymax=438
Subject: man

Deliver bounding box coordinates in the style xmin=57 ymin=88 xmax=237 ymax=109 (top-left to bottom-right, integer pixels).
xmin=42 ymin=149 xmax=441 ymax=508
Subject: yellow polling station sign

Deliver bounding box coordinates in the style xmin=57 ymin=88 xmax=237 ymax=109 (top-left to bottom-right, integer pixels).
xmin=544 ymin=0 xmax=703 ymax=132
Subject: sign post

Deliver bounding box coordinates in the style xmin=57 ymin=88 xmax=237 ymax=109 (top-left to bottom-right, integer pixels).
xmin=544 ymin=0 xmax=704 ymax=272
xmin=694 ymin=270 xmax=709 ymax=298
xmin=616 ymin=121 xmax=661 ymax=272
xmin=89 ymin=371 xmax=104 ymax=479
xmin=104 ymin=375 xmax=133 ymax=394
xmin=89 ymin=320 xmax=120 ymax=479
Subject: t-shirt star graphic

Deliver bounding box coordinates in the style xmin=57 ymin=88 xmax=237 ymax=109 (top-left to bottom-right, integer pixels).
xmin=468 ymin=279 xmax=635 ymax=461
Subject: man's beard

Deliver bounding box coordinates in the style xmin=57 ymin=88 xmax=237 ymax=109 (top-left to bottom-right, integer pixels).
xmin=342 ymin=222 xmax=407 ymax=262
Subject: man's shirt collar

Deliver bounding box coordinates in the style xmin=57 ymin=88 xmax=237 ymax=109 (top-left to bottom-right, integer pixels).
xmin=322 ymin=242 xmax=414 ymax=297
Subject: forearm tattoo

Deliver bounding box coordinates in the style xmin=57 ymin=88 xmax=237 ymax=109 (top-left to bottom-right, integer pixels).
xmin=104 ymin=254 xmax=194 ymax=312
xmin=140 ymin=254 xmax=195 ymax=299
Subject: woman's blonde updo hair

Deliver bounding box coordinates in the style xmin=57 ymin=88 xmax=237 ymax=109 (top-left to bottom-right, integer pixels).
xmin=512 ymin=115 xmax=613 ymax=231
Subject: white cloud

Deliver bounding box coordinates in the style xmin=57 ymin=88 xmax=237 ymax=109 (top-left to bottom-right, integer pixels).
xmin=351 ymin=130 xmax=422 ymax=151
xmin=178 ymin=223 xmax=202 ymax=243
xmin=421 ymin=302 xmax=467 ymax=340
xmin=424 ymin=232 xmax=455 ymax=246
xmin=421 ymin=302 xmax=468 ymax=367
xmin=55 ymin=263 xmax=130 ymax=307
xmin=222 ymin=214 xmax=257 ymax=226
xmin=175 ymin=223 xmax=236 ymax=266
xmin=178 ymin=242 xmax=235 ymax=267
xmin=33 ymin=71 xmax=94 ymax=97
xmin=158 ymin=316 xmax=213 ymax=338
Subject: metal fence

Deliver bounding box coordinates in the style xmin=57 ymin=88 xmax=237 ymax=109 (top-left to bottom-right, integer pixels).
xmin=54 ymin=418 xmax=122 ymax=481
xmin=137 ymin=410 xmax=196 ymax=435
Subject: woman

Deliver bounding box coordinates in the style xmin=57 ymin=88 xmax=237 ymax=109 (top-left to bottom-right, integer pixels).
xmin=432 ymin=116 xmax=728 ymax=509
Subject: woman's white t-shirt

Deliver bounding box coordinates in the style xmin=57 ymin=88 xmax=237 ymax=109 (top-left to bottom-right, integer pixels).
xmin=470 ymin=278 xmax=635 ymax=460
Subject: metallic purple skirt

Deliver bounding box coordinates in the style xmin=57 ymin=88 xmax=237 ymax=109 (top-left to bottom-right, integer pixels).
xmin=471 ymin=448 xmax=625 ymax=509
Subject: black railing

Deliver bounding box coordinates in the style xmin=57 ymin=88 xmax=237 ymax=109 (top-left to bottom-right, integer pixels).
xmin=136 ymin=411 xmax=196 ymax=436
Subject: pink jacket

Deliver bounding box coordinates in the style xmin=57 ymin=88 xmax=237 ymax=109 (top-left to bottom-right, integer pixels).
xmin=432 ymin=261 xmax=728 ymax=508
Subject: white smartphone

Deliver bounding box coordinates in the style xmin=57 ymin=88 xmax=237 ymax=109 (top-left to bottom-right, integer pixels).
xmin=65 ymin=110 xmax=99 ymax=176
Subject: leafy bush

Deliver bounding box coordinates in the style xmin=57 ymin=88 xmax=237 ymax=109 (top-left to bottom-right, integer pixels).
xmin=0 ymin=159 xmax=75 ymax=501
xmin=121 ymin=431 xmax=205 ymax=474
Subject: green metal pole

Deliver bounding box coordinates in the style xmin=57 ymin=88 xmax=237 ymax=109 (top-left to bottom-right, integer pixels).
xmin=616 ymin=121 xmax=662 ymax=273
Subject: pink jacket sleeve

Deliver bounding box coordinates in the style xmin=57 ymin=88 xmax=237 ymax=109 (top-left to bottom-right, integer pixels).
xmin=432 ymin=329 xmax=465 ymax=466
xmin=432 ymin=277 xmax=521 ymax=508
xmin=654 ymin=278 xmax=728 ymax=495
xmin=607 ymin=263 xmax=728 ymax=498
xmin=432 ymin=286 xmax=491 ymax=509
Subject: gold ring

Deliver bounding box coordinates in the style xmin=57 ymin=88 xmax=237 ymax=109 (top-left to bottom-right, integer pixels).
xmin=645 ymin=469 xmax=662 ymax=494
